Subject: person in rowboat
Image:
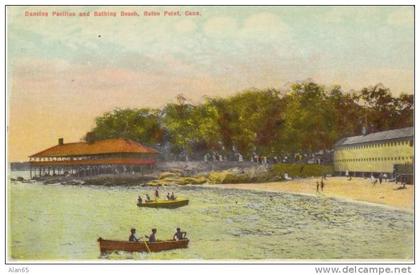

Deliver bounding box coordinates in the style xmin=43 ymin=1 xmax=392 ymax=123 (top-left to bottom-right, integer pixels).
xmin=146 ymin=228 xmax=157 ymax=242
xmin=146 ymin=194 xmax=151 ymax=202
xmin=155 ymin=188 xmax=159 ymax=199
xmin=170 ymin=192 xmax=176 ymax=200
xmin=167 ymin=192 xmax=171 ymax=200
xmin=173 ymin=227 xmax=187 ymax=240
xmin=129 ymin=228 xmax=140 ymax=242
xmin=137 ymin=195 xmax=143 ymax=205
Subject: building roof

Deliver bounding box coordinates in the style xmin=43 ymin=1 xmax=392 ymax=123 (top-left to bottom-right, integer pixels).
xmin=29 ymin=158 xmax=156 ymax=166
xmin=30 ymin=138 xmax=159 ymax=158
xmin=335 ymin=127 xmax=414 ymax=147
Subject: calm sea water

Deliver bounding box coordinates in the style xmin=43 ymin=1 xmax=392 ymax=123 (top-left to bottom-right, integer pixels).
xmin=8 ymin=171 xmax=413 ymax=260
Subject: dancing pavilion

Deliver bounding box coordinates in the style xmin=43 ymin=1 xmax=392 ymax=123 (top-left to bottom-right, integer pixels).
xmin=28 ymin=138 xmax=159 ymax=178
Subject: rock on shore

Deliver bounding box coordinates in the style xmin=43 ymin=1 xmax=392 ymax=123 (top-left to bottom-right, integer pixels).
xmin=147 ymin=166 xmax=276 ymax=186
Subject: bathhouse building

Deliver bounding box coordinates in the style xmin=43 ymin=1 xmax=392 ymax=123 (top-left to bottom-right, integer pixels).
xmin=28 ymin=138 xmax=159 ymax=178
xmin=333 ymin=127 xmax=414 ymax=180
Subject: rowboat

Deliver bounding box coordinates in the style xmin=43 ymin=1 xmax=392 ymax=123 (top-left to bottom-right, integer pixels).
xmin=137 ymin=199 xmax=189 ymax=209
xmin=97 ymin=237 xmax=189 ymax=253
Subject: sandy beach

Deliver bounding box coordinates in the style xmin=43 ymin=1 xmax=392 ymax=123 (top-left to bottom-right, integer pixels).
xmin=209 ymin=177 xmax=414 ymax=211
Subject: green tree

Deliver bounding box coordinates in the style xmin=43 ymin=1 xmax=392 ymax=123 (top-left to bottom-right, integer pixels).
xmin=87 ymin=108 xmax=163 ymax=145
xmin=161 ymin=95 xmax=200 ymax=157
xmin=85 ymin=82 xmax=413 ymax=160
xmin=355 ymin=84 xmax=399 ymax=132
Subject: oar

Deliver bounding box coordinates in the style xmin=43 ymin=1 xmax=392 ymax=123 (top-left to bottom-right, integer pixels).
xmin=143 ymin=240 xmax=151 ymax=253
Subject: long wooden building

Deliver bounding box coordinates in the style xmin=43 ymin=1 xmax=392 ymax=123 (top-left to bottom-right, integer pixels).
xmin=29 ymin=138 xmax=159 ymax=178
xmin=333 ymin=127 xmax=414 ymax=180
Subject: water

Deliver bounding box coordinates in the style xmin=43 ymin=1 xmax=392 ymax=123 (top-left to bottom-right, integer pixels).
xmin=8 ymin=171 xmax=413 ymax=260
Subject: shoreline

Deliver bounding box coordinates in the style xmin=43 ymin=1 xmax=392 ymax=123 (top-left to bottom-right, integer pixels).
xmin=10 ymin=173 xmax=413 ymax=212
xmin=198 ymin=177 xmax=413 ymax=213
xmin=202 ymin=184 xmax=413 ymax=213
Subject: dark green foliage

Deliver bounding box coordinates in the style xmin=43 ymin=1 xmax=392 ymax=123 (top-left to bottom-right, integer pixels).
xmin=86 ymin=108 xmax=163 ymax=146
xmin=85 ymin=82 xmax=413 ymax=158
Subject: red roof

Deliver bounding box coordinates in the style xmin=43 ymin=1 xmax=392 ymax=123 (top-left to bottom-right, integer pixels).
xmin=29 ymin=158 xmax=156 ymax=166
xmin=30 ymin=138 xmax=159 ymax=158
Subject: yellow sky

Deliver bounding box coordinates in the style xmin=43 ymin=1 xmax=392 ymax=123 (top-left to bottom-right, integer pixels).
xmin=7 ymin=6 xmax=414 ymax=161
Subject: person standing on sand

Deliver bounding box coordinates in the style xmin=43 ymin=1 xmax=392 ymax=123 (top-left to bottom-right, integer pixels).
xmin=155 ymin=188 xmax=159 ymax=199
xmin=320 ymin=178 xmax=324 ymax=192
xmin=316 ymin=181 xmax=320 ymax=192
xmin=371 ymin=175 xmax=377 ymax=185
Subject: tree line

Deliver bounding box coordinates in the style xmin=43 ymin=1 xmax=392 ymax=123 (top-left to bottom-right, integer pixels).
xmin=84 ymin=82 xmax=413 ymax=161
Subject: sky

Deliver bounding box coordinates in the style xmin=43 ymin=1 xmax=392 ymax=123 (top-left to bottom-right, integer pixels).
xmin=7 ymin=6 xmax=414 ymax=161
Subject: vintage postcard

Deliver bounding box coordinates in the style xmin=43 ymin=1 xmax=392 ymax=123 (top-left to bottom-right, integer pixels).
xmin=6 ymin=5 xmax=414 ymax=264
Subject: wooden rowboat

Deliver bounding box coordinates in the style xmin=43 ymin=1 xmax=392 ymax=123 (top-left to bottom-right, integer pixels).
xmin=137 ymin=199 xmax=189 ymax=209
xmin=97 ymin=237 xmax=189 ymax=253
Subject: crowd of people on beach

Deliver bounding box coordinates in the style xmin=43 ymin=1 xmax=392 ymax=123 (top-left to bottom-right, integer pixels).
xmin=344 ymin=171 xmax=409 ymax=191
xmin=314 ymin=171 xmax=411 ymax=194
